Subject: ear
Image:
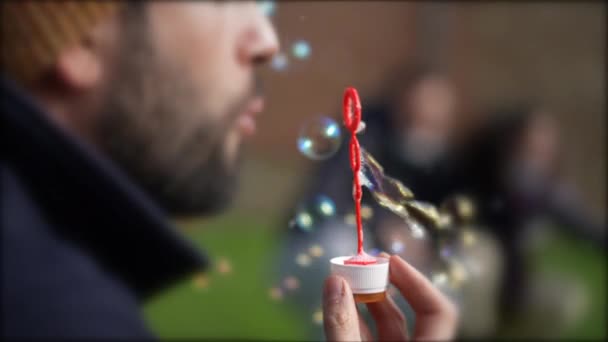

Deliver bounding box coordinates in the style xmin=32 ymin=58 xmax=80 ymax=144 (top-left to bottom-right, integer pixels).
xmin=54 ymin=40 xmax=102 ymax=92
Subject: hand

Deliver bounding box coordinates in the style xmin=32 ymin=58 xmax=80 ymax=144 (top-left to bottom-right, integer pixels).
xmin=323 ymin=254 xmax=458 ymax=341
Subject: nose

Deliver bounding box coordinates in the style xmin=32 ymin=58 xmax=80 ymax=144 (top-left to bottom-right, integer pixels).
xmin=238 ymin=8 xmax=279 ymax=66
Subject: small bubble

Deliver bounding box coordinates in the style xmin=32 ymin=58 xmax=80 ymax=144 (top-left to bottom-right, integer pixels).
xmin=309 ymin=244 xmax=324 ymax=258
xmin=269 ymin=287 xmax=283 ymax=301
xmin=315 ymin=195 xmax=336 ymax=217
xmin=431 ymin=271 xmax=449 ymax=287
xmin=270 ymin=52 xmax=288 ymax=71
xmin=258 ymin=1 xmax=276 ymax=17
xmin=360 ymin=205 xmax=374 ymax=220
xmin=292 ymin=40 xmax=311 ymax=59
xmin=216 ymin=258 xmax=232 ymax=275
xmin=294 ymin=211 xmax=314 ymax=232
xmin=296 ymin=253 xmax=312 ymax=267
xmin=439 ymin=245 xmax=454 ymax=259
xmin=390 ymin=240 xmax=405 ymax=254
xmin=192 ymin=273 xmax=210 ymax=289
xmin=461 ymin=229 xmax=477 ymax=247
xmin=283 ymin=276 xmax=300 ymax=290
xmin=312 ymin=308 xmax=323 ymax=325
xmin=297 ymin=116 xmax=342 ymax=160
xmin=344 ymin=213 xmax=356 ymax=226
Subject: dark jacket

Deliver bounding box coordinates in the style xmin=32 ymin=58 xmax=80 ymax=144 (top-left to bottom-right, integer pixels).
xmin=1 ymin=79 xmax=208 ymax=338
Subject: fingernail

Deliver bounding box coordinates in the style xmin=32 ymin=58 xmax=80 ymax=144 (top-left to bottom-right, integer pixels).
xmin=324 ymin=275 xmax=345 ymax=304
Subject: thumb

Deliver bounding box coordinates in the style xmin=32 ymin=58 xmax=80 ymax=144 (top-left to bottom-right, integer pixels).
xmin=323 ymin=275 xmax=361 ymax=341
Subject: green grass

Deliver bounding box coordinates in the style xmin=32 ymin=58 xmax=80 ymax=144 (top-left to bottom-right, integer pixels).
xmin=143 ymin=214 xmax=309 ymax=340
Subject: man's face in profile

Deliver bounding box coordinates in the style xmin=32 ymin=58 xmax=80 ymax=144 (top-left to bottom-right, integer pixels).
xmin=96 ymin=2 xmax=278 ymax=215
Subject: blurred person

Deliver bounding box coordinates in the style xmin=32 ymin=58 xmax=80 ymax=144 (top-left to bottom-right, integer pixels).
xmin=1 ymin=1 xmax=277 ymax=338
xmin=460 ymin=104 xmax=606 ymax=322
xmin=1 ymin=2 xmax=457 ymax=340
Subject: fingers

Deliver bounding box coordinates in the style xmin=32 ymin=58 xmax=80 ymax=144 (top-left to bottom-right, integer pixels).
xmin=357 ymin=312 xmax=373 ymax=342
xmin=323 ymin=275 xmax=361 ymax=341
xmin=387 ymin=255 xmax=458 ymax=340
xmin=366 ymin=294 xmax=409 ymax=341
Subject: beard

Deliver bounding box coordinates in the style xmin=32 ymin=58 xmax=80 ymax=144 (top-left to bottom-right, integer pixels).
xmin=96 ymin=9 xmax=250 ymax=216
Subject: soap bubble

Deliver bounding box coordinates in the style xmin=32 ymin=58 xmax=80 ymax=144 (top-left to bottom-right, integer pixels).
xmin=192 ymin=273 xmax=209 ymax=289
xmin=368 ymin=248 xmax=381 ymax=256
xmin=309 ymin=244 xmax=324 ymax=258
xmin=390 ymin=240 xmax=405 ymax=254
xmin=292 ymin=40 xmax=311 ymax=59
xmin=360 ymin=205 xmax=374 ymax=220
xmin=297 ymin=116 xmax=342 ymax=160
xmin=292 ymin=210 xmax=314 ymax=232
xmin=290 ymin=195 xmax=336 ymax=233
xmin=312 ymin=308 xmax=323 ymax=325
xmin=216 ymin=257 xmax=232 ymax=275
xmin=268 ymin=287 xmax=283 ymax=301
xmin=258 ymin=1 xmax=276 ymax=17
xmin=296 ymin=253 xmax=312 ymax=267
xmin=315 ymin=195 xmax=336 ymax=217
xmin=283 ymin=276 xmax=300 ymax=291
xmin=270 ymin=52 xmax=288 ymax=71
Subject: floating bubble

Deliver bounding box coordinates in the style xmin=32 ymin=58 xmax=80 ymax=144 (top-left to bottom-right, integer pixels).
xmin=269 ymin=287 xmax=283 ymax=301
xmin=270 ymin=52 xmax=288 ymax=71
xmin=360 ymin=205 xmax=374 ymax=220
xmin=461 ymin=229 xmax=477 ymax=247
xmin=358 ymin=148 xmax=448 ymax=239
xmin=258 ymin=1 xmax=276 ymax=17
xmin=296 ymin=253 xmax=312 ymax=267
xmin=312 ymin=308 xmax=323 ymax=325
xmin=344 ymin=213 xmax=356 ymax=226
xmin=315 ymin=195 xmax=336 ymax=217
xmin=432 ymin=258 xmax=470 ymax=292
xmin=390 ymin=240 xmax=405 ymax=254
xmin=291 ymin=195 xmax=336 ymax=232
xmin=292 ymin=40 xmax=311 ymax=59
xmin=439 ymin=244 xmax=454 ymax=259
xmin=309 ymin=244 xmax=324 ymax=258
xmin=216 ymin=257 xmax=232 ymax=275
xmin=407 ymin=219 xmax=426 ymax=239
xmin=431 ymin=271 xmax=449 ymax=287
xmin=368 ymin=248 xmax=381 ymax=256
xmin=192 ymin=273 xmax=209 ymax=289
xmin=283 ymin=276 xmax=300 ymax=291
xmin=298 ymin=116 xmax=342 ymax=160
xmin=293 ymin=211 xmax=314 ymax=232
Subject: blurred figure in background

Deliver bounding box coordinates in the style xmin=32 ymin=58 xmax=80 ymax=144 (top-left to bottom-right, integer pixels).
xmin=2 ymin=2 xmax=277 ymax=338
xmin=460 ymin=104 xmax=606 ymax=325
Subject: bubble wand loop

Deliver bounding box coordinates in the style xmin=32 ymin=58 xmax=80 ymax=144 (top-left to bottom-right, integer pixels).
xmin=343 ymin=88 xmax=375 ymax=265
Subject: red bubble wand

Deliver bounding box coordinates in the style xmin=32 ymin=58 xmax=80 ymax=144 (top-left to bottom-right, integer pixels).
xmin=343 ymin=87 xmax=376 ymax=265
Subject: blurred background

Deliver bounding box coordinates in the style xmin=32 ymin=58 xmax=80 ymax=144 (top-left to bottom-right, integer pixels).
xmin=144 ymin=1 xmax=606 ymax=340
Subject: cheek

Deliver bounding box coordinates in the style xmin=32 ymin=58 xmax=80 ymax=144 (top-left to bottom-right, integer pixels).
xmin=150 ymin=3 xmax=247 ymax=119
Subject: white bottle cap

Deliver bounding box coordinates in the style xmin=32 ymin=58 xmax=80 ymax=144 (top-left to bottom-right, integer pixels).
xmin=330 ymin=256 xmax=389 ymax=294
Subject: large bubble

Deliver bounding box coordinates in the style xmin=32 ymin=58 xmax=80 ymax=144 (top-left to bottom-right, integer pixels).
xmin=297 ymin=116 xmax=342 ymax=160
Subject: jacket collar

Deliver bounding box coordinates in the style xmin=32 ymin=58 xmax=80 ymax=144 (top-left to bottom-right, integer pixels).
xmin=1 ymin=78 xmax=208 ymax=300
